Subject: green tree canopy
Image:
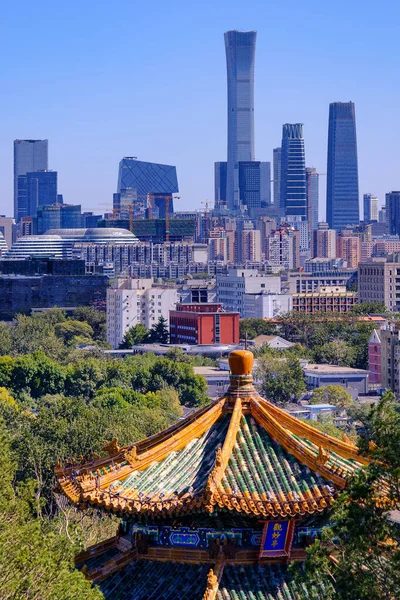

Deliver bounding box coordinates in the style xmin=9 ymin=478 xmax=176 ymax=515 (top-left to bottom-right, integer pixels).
xmin=349 ymin=301 xmax=387 ymax=316
xmin=148 ymin=316 xmax=169 ymax=343
xmin=314 ymin=339 xmax=355 ymax=367
xmin=239 ymin=318 xmax=278 ymax=340
xmin=298 ymin=391 xmax=400 ymax=599
xmin=72 ymin=306 xmax=107 ymax=341
xmin=310 ymin=385 xmax=354 ymax=409
xmin=119 ymin=323 xmax=150 ymax=348
xmin=55 ymin=320 xmax=94 ymax=345
xmin=0 ymin=323 xmax=11 ymax=356
xmin=0 ymin=420 xmax=102 ymax=599
xmin=256 ymin=356 xmax=306 ymax=405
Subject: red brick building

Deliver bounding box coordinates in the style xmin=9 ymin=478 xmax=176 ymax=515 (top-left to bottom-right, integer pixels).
xmin=169 ymin=303 xmax=239 ymax=345
xmin=368 ymin=328 xmax=381 ymax=385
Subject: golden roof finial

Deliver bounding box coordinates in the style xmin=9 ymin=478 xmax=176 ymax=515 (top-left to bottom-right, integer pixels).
xmin=229 ymin=350 xmax=254 ymax=376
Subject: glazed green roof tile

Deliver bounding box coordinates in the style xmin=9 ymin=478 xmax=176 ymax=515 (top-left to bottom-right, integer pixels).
xmin=217 ymin=564 xmax=330 ymax=600
xmin=76 ymin=547 xmax=121 ymax=572
xmin=292 ymin=434 xmax=360 ymax=476
xmin=221 ymin=415 xmax=331 ymax=502
xmin=115 ymin=416 xmax=230 ymax=498
xmin=99 ymin=559 xmax=209 ymax=600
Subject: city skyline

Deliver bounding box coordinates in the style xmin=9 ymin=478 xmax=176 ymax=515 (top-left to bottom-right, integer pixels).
xmin=1 ymin=1 xmax=398 ymax=219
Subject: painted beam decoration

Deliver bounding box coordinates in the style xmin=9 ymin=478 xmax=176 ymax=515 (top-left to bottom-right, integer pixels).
xmin=259 ymin=521 xmax=295 ymax=559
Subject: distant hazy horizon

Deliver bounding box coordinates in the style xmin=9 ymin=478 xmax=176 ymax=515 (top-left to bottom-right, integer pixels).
xmin=1 ymin=0 xmax=398 ymax=220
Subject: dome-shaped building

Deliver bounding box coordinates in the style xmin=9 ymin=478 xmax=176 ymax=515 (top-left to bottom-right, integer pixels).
xmin=56 ymin=351 xmax=368 ymax=599
xmin=4 ymin=228 xmax=139 ymax=273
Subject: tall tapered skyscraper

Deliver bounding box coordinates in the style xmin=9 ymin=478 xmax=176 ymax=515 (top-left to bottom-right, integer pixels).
xmin=326 ymin=102 xmax=359 ymax=230
xmin=280 ymin=124 xmax=307 ymax=219
xmin=14 ymin=139 xmax=48 ymax=221
xmin=224 ymin=30 xmax=256 ymax=211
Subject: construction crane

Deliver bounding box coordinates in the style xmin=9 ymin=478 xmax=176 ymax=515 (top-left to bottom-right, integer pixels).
xmin=201 ymin=199 xmax=211 ymax=217
xmin=200 ymin=200 xmax=213 ymax=242
xmin=164 ymin=195 xmax=180 ymax=242
xmin=145 ymin=194 xmax=180 ymax=241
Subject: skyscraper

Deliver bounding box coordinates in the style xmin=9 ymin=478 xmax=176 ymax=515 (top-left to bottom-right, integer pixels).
xmin=280 ymin=124 xmax=307 ymax=220
xmin=273 ymin=147 xmax=281 ymax=210
xmin=34 ymin=203 xmax=83 ymax=234
xmin=386 ymin=191 xmax=400 ymax=236
xmin=363 ymin=193 xmax=378 ymax=222
xmin=238 ymin=161 xmax=271 ymax=216
xmin=306 ymin=167 xmax=319 ymax=231
xmin=214 ymin=162 xmax=227 ymax=210
xmin=326 ymin=102 xmax=359 ymax=230
xmin=117 ymin=158 xmax=179 ymax=218
xmin=14 ymin=139 xmax=48 ymax=221
xmin=25 ymin=170 xmax=58 ymax=217
xmin=224 ymin=30 xmax=256 ymax=211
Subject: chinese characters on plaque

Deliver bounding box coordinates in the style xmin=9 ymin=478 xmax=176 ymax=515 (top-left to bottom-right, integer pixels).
xmin=258 ymin=521 xmax=295 ymax=559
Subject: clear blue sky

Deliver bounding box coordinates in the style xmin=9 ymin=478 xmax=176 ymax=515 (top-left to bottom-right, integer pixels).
xmin=0 ymin=0 xmax=399 ymax=219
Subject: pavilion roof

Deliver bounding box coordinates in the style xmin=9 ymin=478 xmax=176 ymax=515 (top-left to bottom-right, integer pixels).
xmin=96 ymin=558 xmax=328 ymax=600
xmin=55 ymin=351 xmax=368 ymax=519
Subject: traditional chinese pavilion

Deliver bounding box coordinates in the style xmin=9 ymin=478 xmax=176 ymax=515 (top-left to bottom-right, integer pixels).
xmin=56 ymin=350 xmax=368 ymax=599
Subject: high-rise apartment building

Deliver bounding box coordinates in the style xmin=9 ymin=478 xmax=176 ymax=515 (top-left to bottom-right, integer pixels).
xmin=14 ymin=139 xmax=48 ymax=221
xmin=224 ymin=30 xmax=256 ymax=211
xmin=273 ymin=147 xmax=281 ymax=211
xmin=313 ymin=222 xmax=336 ymax=259
xmin=241 ymin=228 xmax=261 ymax=262
xmin=106 ymin=278 xmax=178 ymax=348
xmin=336 ymin=235 xmax=361 ymax=268
xmin=280 ymin=124 xmax=307 ymax=221
xmin=363 ymin=193 xmax=378 ymax=222
xmin=379 ymin=322 xmax=400 ymax=396
xmin=257 ymin=216 xmax=276 ymax=255
xmin=117 ymin=158 xmax=179 ymax=218
xmin=326 ymin=102 xmax=359 ymax=230
xmin=358 ymin=255 xmax=400 ymax=312
xmin=266 ymin=225 xmax=299 ymax=271
xmin=386 ymin=191 xmax=400 ymax=236
xmin=306 ymin=167 xmax=319 ymax=231
xmin=208 ymin=231 xmax=228 ymax=262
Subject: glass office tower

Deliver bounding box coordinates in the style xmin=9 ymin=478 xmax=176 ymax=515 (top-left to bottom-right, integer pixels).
xmin=224 ymin=30 xmax=256 ymax=211
xmin=238 ymin=161 xmax=270 ymax=216
xmin=306 ymin=167 xmax=319 ymax=231
xmin=280 ymin=124 xmax=307 ymax=220
xmin=386 ymin=191 xmax=400 ymax=236
xmin=326 ymin=102 xmax=359 ymax=230
xmin=214 ymin=162 xmax=227 ymax=210
xmin=14 ymin=139 xmax=48 ymax=221
xmin=34 ymin=204 xmax=83 ymax=234
xmin=26 ymin=170 xmax=58 ymax=217
xmin=117 ymin=158 xmax=178 ymax=217
xmin=273 ymin=147 xmax=281 ymax=211
xmin=363 ymin=193 xmax=378 ymax=222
